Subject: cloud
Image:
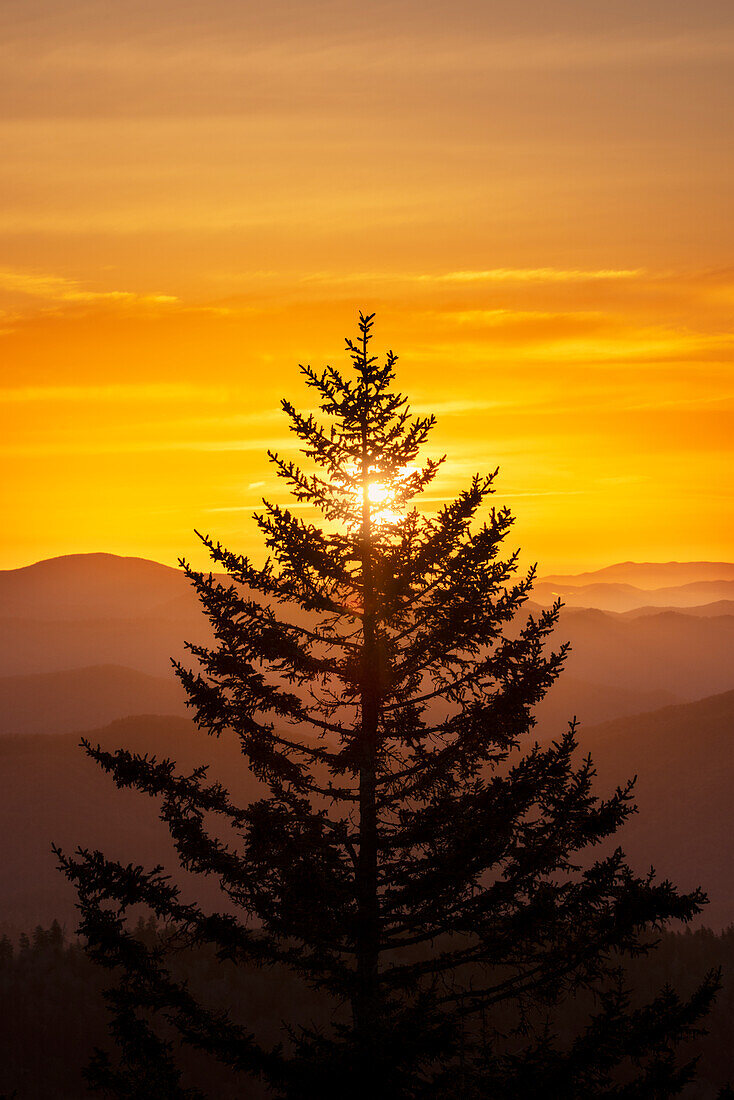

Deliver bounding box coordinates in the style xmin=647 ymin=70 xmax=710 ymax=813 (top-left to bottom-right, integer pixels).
xmin=0 ymin=436 xmax=292 ymax=458
xmin=0 ymin=383 xmax=231 ymax=404
xmin=432 ymin=308 xmax=604 ymax=327
xmin=0 ymin=269 xmax=178 ymax=306
xmin=417 ymin=268 xmax=645 ymax=285
xmin=414 ymin=398 xmax=513 ymax=416
xmin=4 ymin=29 xmax=734 ymax=97
xmin=301 ymin=268 xmax=645 ymax=289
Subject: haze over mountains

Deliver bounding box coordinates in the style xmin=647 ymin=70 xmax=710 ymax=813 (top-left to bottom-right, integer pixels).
xmin=539 ymin=562 xmax=734 ymax=587
xmin=534 ymin=562 xmax=734 ymax=613
xmin=0 ymin=716 xmax=254 ymax=931
xmin=0 ymin=666 xmax=188 ymax=737
xmin=1 ymin=554 xmax=732 ymax=732
xmin=0 ymin=554 xmax=210 ymax=680
xmin=0 ymin=553 xmax=732 ymax=928
xmin=2 ymin=692 xmax=732 ymax=931
xmin=534 ymin=580 xmax=734 ymax=614
xmin=589 ymin=691 xmax=734 ymax=929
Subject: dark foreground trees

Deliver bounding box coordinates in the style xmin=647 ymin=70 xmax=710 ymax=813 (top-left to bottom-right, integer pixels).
xmin=3 ymin=921 xmax=734 ymax=1099
xmin=2 ymin=921 xmax=733 ymax=1099
xmin=58 ymin=314 xmax=718 ymax=1098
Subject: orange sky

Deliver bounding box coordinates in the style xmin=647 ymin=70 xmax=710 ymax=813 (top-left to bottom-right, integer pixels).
xmin=1 ymin=1 xmax=733 ymax=572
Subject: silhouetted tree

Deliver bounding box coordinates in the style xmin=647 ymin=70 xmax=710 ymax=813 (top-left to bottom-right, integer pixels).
xmin=58 ymin=314 xmax=718 ymax=1098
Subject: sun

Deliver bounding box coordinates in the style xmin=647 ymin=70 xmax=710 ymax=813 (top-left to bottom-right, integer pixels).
xmin=366 ymin=482 xmax=390 ymax=508
xmin=363 ymin=480 xmax=397 ymax=524
xmin=364 ymin=467 xmax=418 ymax=526
xmin=349 ymin=463 xmax=416 ymax=526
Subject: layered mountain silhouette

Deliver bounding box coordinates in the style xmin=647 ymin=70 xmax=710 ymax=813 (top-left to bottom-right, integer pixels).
xmin=0 ymin=553 xmax=731 ymax=927
xmin=0 ymin=715 xmax=261 ymax=932
xmin=0 ymin=662 xmax=678 ymax=740
xmin=533 ymin=579 xmax=734 ymax=614
xmin=620 ymin=600 xmax=734 ymax=619
xmin=1 ymin=553 xmax=733 ymax=706
xmin=589 ymin=691 xmax=734 ymax=930
xmin=532 ymin=675 xmax=676 ymax=736
xmin=553 ymin=607 xmax=734 ymax=699
xmin=1 ymin=692 xmax=731 ymax=931
xmin=0 ymin=665 xmax=188 ymax=736
xmin=539 ymin=561 xmax=734 ymax=588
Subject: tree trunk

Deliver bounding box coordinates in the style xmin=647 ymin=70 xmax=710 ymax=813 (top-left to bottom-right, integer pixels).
xmin=354 ymin=416 xmax=380 ymax=1092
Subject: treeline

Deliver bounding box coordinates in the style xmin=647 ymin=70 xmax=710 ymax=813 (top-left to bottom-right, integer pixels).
xmin=1 ymin=920 xmax=732 ymax=1098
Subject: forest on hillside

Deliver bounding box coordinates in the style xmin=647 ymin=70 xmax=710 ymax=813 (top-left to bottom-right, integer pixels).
xmin=1 ymin=921 xmax=732 ymax=1100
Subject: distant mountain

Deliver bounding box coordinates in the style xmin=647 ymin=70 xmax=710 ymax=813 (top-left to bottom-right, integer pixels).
xmin=0 ymin=665 xmax=188 ymax=736
xmin=0 ymin=553 xmax=191 ymax=621
xmin=533 ymin=579 xmax=734 ymax=613
xmin=621 ymin=600 xmax=734 ymax=619
xmin=585 ymin=690 xmax=734 ymax=930
xmin=0 ymin=715 xmax=263 ymax=930
xmin=1 ymin=555 xmax=732 ymax=703
xmin=0 ymin=553 xmax=297 ymax=678
xmin=0 ymin=610 xmax=211 ymax=677
xmin=0 ymin=660 xmax=675 ymax=740
xmin=556 ymin=607 xmax=734 ymax=698
xmin=532 ymin=675 xmax=677 ymax=738
xmin=520 ymin=602 xmax=734 ymax=699
xmin=2 ymin=693 xmax=732 ymax=931
xmin=1 ymin=556 xmax=730 ymax=936
xmin=0 ymin=555 xmax=213 ymax=676
xmin=540 ymin=561 xmax=734 ymax=588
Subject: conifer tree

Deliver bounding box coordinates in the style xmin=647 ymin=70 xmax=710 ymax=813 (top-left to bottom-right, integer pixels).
xmin=58 ymin=314 xmax=717 ymax=1098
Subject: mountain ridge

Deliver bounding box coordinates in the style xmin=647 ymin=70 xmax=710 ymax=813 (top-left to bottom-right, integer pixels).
xmin=0 ymin=663 xmax=679 ymax=739
xmin=533 ymin=579 xmax=734 ymax=613
xmin=2 ymin=555 xmax=733 ymax=698
xmin=539 ymin=561 xmax=734 ymax=587
xmin=0 ymin=664 xmax=188 ymax=736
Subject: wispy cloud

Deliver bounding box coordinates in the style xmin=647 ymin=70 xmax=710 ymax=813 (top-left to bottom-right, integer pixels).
xmin=301 ymin=268 xmax=645 ymax=289
xmin=432 ymin=309 xmax=605 ymax=327
xmin=0 ymin=437 xmax=292 ymax=458
xmin=413 ymin=398 xmax=513 ymax=416
xmin=416 ymin=268 xmax=645 ymax=285
xmin=0 ymin=383 xmax=231 ymax=404
xmin=0 ymin=269 xmax=178 ymax=306
xmin=4 ymin=31 xmax=733 ymax=97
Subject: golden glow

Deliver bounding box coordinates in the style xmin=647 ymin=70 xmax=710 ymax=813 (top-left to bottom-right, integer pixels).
xmin=1 ymin=3 xmax=732 ymax=572
xmin=367 ymin=482 xmax=392 ymax=511
xmin=366 ymin=479 xmax=401 ymax=527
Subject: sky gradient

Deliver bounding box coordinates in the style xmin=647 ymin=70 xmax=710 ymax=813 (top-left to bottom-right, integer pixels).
xmin=2 ymin=1 xmax=733 ymax=572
